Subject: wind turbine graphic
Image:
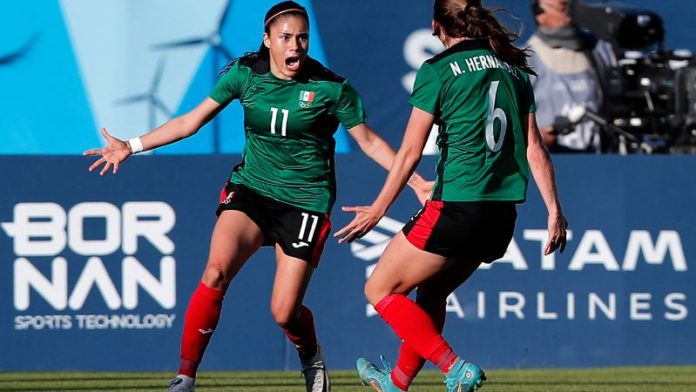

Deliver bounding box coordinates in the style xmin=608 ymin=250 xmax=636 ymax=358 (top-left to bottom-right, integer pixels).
xmin=116 ymin=57 xmax=172 ymax=131
xmin=152 ymin=0 xmax=235 ymax=153
xmin=0 ymin=34 xmax=40 ymax=66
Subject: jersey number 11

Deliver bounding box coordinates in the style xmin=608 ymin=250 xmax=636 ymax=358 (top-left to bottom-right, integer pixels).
xmin=270 ymin=107 xmax=289 ymax=137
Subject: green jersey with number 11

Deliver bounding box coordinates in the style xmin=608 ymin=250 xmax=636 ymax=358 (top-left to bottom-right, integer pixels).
xmin=410 ymin=39 xmax=536 ymax=202
xmin=210 ymin=54 xmax=365 ymax=214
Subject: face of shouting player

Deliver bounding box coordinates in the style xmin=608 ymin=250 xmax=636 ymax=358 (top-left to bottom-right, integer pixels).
xmin=264 ymin=14 xmax=309 ymax=80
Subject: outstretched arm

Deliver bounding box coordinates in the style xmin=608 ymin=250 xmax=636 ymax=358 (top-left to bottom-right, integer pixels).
xmin=526 ymin=112 xmax=568 ymax=254
xmin=83 ymin=98 xmax=223 ymax=175
xmin=336 ymin=108 xmax=434 ymax=243
xmin=348 ymin=122 xmax=433 ymax=205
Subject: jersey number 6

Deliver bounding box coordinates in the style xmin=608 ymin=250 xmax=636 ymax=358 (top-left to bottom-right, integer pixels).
xmin=485 ymin=81 xmax=508 ymax=152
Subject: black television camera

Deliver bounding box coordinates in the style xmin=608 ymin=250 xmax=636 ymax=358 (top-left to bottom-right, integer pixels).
xmin=569 ymin=1 xmax=696 ymax=153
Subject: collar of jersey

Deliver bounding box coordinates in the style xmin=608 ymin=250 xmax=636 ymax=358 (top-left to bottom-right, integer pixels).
xmin=265 ymin=71 xmax=298 ymax=85
xmin=448 ymin=38 xmax=491 ymax=53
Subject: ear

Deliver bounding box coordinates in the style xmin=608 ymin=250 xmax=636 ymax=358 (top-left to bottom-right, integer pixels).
xmin=431 ymin=20 xmax=441 ymax=37
xmin=263 ymin=32 xmax=271 ymax=49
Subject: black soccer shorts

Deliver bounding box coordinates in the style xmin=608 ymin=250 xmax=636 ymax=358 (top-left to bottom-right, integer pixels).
xmin=216 ymin=182 xmax=331 ymax=267
xmin=402 ymin=200 xmax=517 ymax=263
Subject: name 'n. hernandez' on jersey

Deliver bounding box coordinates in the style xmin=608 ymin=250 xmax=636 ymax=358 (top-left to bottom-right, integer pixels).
xmin=210 ymin=53 xmax=365 ymax=214
xmin=410 ymin=39 xmax=536 ymax=203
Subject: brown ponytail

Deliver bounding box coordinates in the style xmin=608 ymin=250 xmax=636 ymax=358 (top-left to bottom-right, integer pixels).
xmin=434 ymin=0 xmax=536 ymax=75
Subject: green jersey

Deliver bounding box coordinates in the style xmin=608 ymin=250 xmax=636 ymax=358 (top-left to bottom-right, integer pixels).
xmin=210 ymin=54 xmax=365 ymax=213
xmin=409 ymin=39 xmax=536 ymax=202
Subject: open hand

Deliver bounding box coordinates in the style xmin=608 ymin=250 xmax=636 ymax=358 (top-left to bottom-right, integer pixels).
xmin=334 ymin=205 xmax=385 ymax=244
xmin=83 ymin=128 xmax=131 ymax=175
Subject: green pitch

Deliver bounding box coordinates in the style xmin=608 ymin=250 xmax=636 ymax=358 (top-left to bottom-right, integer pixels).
xmin=1 ymin=367 xmax=695 ymax=391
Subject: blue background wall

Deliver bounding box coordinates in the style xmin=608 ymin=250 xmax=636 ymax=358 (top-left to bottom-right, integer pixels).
xmin=1 ymin=155 xmax=694 ymax=371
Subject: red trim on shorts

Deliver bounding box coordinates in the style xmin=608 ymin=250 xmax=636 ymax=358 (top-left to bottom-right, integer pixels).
xmin=218 ymin=183 xmax=235 ymax=204
xmin=310 ymin=214 xmax=332 ymax=267
xmin=405 ymin=200 xmax=444 ymax=250
xmin=218 ymin=185 xmax=228 ymax=203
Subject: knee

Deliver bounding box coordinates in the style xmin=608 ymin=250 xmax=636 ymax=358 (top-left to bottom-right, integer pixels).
xmin=364 ymin=278 xmax=389 ymax=307
xmin=201 ymin=262 xmax=230 ymax=290
xmin=271 ymin=303 xmax=298 ymax=329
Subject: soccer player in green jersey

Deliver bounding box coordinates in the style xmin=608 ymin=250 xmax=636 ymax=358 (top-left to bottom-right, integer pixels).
xmin=84 ymin=2 xmax=431 ymax=391
xmin=335 ymin=1 xmax=568 ymax=391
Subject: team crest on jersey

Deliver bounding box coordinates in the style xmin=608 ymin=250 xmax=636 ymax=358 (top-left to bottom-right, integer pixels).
xmin=299 ymin=90 xmax=315 ymax=108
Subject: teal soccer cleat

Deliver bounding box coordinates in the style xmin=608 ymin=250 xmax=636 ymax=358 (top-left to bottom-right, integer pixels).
xmin=355 ymin=356 xmax=405 ymax=392
xmin=444 ymin=359 xmax=486 ymax=392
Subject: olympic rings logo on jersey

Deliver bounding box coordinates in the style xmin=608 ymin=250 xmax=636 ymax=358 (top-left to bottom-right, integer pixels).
xmin=298 ymin=90 xmax=315 ymax=108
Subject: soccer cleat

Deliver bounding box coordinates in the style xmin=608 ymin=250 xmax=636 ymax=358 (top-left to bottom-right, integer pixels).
xmin=301 ymin=345 xmax=331 ymax=392
xmin=443 ymin=359 xmax=486 ymax=392
xmin=167 ymin=374 xmax=195 ymax=392
xmin=355 ymin=356 xmax=405 ymax=392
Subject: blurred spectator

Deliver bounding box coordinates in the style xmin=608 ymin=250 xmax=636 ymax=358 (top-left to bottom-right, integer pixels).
xmin=528 ymin=0 xmax=615 ymax=152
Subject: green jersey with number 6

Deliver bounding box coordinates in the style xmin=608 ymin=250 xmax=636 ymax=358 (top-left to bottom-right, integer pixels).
xmin=210 ymin=53 xmax=365 ymax=214
xmin=410 ymin=39 xmax=536 ymax=202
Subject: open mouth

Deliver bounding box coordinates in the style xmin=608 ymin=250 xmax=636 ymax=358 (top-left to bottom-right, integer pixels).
xmin=285 ymin=56 xmax=301 ymax=72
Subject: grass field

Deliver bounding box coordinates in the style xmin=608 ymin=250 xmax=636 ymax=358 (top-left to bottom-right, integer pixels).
xmin=1 ymin=367 xmax=695 ymax=391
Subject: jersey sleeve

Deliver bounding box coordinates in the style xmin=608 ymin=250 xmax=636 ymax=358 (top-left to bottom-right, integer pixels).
xmin=209 ymin=60 xmax=246 ymax=104
xmin=408 ymin=62 xmax=441 ymax=115
xmin=521 ymin=72 xmax=536 ymax=114
xmin=334 ymin=81 xmax=366 ymax=129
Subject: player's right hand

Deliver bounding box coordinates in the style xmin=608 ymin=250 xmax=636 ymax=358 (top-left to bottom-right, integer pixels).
xmin=83 ymin=127 xmax=131 ymax=176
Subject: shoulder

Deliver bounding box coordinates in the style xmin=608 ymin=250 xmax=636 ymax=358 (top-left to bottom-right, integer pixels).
xmin=300 ymin=57 xmax=346 ymax=83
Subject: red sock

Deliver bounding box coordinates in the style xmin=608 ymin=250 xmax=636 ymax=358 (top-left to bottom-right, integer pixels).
xmin=281 ymin=305 xmax=318 ymax=361
xmin=178 ymin=282 xmax=225 ymax=377
xmin=391 ymin=301 xmax=446 ymax=390
xmin=375 ymin=294 xmax=458 ymax=374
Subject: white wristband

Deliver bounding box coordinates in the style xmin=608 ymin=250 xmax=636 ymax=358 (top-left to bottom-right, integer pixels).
xmin=128 ymin=137 xmax=144 ymax=154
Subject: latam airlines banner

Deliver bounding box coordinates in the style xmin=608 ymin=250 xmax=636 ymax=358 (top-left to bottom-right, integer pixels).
xmin=0 ymin=155 xmax=694 ymax=371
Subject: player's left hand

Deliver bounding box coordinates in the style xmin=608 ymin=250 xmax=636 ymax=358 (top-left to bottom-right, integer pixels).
xmin=544 ymin=214 xmax=568 ymax=255
xmin=334 ymin=205 xmax=384 ymax=244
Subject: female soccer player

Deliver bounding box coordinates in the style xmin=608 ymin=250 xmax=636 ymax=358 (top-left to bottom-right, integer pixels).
xmin=335 ymin=0 xmax=568 ymax=391
xmin=84 ymin=2 xmax=430 ymax=391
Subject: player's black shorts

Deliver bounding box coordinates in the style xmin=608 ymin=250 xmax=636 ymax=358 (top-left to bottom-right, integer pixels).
xmin=216 ymin=182 xmax=331 ymax=267
xmin=402 ymin=200 xmax=517 ymax=263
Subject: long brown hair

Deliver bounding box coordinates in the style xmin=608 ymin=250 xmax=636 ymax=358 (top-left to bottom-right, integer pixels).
xmin=433 ymin=0 xmax=536 ymax=75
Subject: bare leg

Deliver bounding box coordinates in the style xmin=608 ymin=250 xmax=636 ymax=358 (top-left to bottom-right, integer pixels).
xmin=271 ymin=245 xmax=331 ymax=391
xmin=365 ymin=232 xmax=471 ymax=373
xmin=178 ymin=210 xmax=264 ymax=376
xmin=271 ymin=244 xmax=316 ymax=359
xmin=392 ymin=260 xmax=481 ymax=390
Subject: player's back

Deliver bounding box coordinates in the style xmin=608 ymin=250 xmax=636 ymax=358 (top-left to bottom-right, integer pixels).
xmin=411 ymin=39 xmax=535 ymax=202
